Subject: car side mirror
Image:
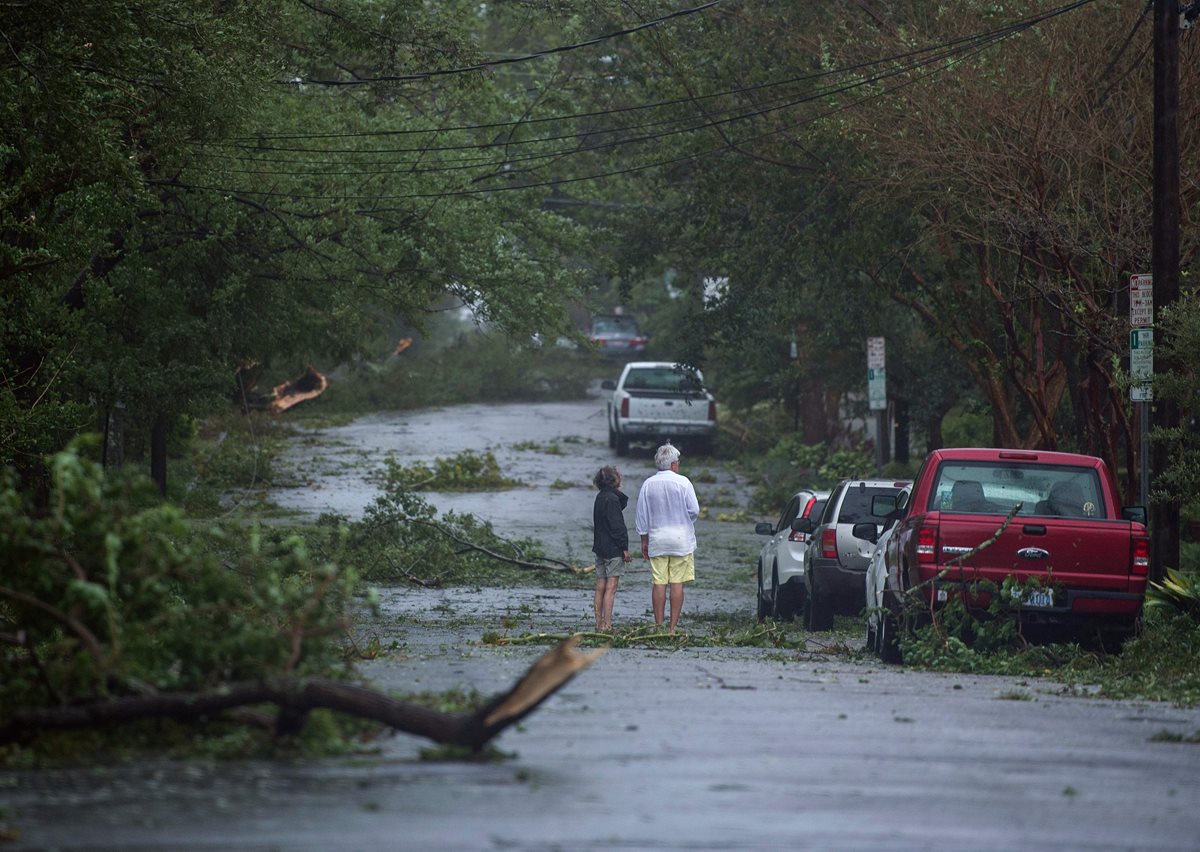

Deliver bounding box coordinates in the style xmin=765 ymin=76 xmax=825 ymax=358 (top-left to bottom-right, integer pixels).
xmin=790 ymin=518 xmax=815 ymax=535
xmin=851 ymin=521 xmax=878 ymax=544
xmin=755 ymin=522 xmax=774 ymax=536
xmin=1122 ymin=506 xmax=1147 ymax=525
xmin=601 ymin=379 xmax=616 ymax=390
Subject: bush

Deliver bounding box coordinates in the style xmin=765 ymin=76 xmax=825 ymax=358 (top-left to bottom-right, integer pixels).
xmin=748 ymin=433 xmax=871 ymax=512
xmin=0 ymin=442 xmax=359 ymax=725
xmin=1146 ymin=568 xmax=1200 ymax=621
xmin=377 ymin=450 xmax=523 ymax=491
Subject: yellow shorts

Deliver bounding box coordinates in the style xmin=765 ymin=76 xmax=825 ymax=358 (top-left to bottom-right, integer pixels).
xmin=649 ymin=553 xmax=695 ymax=585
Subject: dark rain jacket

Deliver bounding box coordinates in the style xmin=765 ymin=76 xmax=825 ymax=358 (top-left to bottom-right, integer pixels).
xmin=592 ymin=487 xmax=630 ymax=559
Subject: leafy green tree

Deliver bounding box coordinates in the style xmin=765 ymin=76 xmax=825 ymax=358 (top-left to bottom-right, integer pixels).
xmin=2 ymin=0 xmax=597 ymax=490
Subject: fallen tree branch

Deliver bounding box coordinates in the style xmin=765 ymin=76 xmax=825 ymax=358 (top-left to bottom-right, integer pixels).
xmin=0 ymin=585 xmax=107 ymax=671
xmin=406 ymin=518 xmax=579 ymax=573
xmin=0 ymin=637 xmax=605 ymax=752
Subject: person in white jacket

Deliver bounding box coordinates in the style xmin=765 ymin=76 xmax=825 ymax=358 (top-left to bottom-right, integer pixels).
xmin=635 ymin=443 xmax=700 ymax=634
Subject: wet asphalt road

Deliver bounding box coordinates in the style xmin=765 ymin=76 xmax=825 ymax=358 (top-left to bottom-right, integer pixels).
xmin=5 ymin=391 xmax=1200 ymax=850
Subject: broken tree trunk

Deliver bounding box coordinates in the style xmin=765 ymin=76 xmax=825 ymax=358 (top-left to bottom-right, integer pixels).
xmin=0 ymin=637 xmax=605 ymax=752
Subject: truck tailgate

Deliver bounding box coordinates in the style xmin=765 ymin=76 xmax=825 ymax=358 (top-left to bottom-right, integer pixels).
xmin=936 ymin=515 xmax=1133 ymax=591
xmin=627 ymin=392 xmax=709 ymax=423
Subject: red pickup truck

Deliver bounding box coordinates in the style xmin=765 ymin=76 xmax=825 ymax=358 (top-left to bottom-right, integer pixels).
xmin=863 ymin=448 xmax=1150 ymax=660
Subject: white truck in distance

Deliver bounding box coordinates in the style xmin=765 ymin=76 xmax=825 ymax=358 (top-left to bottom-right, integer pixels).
xmin=602 ymin=361 xmax=716 ymax=456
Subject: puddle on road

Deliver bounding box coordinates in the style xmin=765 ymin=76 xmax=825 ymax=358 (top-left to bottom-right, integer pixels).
xmin=268 ymin=395 xmax=762 ymax=586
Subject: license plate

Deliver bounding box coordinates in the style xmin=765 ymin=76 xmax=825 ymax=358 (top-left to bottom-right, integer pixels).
xmin=1022 ymin=589 xmax=1054 ymax=608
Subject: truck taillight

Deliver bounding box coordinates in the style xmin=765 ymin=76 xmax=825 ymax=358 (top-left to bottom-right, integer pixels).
xmin=820 ymin=528 xmax=837 ymax=559
xmin=707 ymin=400 xmax=717 ymax=421
xmin=630 ymin=337 xmax=647 ymax=347
xmin=620 ymin=398 xmax=629 ymax=417
xmin=1131 ymin=538 xmax=1150 ymax=576
xmin=917 ymin=526 xmax=938 ymax=563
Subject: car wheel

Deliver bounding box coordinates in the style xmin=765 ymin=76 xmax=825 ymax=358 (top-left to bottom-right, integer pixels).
xmin=805 ymin=574 xmax=834 ymax=632
xmin=876 ymin=596 xmax=903 ymax=664
xmin=769 ymin=569 xmax=784 ymax=621
xmin=865 ymin=615 xmax=877 ymax=652
xmin=615 ymin=431 xmax=629 ymax=457
xmin=772 ymin=569 xmax=799 ymax=622
xmin=756 ymin=562 xmax=770 ymax=622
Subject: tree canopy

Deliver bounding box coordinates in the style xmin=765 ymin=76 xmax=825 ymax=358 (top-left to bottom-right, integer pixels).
xmin=3 ymin=0 xmax=1198 ymax=500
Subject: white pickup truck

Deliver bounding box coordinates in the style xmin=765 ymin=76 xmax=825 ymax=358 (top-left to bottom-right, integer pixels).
xmin=602 ymin=361 xmax=717 ymax=456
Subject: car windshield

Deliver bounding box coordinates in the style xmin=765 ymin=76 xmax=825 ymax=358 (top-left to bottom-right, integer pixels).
xmin=622 ymin=367 xmax=703 ymax=392
xmin=836 ymin=486 xmax=902 ymax=524
xmin=591 ymin=316 xmax=640 ymax=336
xmin=929 ymin=462 xmax=1107 ymax=518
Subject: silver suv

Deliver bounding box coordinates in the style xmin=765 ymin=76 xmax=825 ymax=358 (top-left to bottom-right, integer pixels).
xmin=799 ymin=477 xmax=911 ymax=631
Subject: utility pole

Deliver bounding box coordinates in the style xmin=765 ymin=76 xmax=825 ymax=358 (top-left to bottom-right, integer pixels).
xmin=1150 ymin=0 xmax=1181 ymax=581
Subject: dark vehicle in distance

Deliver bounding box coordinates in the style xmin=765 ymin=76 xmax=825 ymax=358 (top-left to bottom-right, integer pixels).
xmin=588 ymin=314 xmax=648 ymax=358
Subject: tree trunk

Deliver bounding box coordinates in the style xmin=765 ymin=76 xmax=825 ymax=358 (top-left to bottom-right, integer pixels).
xmin=150 ymin=414 xmax=167 ymax=496
xmin=894 ymin=398 xmax=910 ymax=464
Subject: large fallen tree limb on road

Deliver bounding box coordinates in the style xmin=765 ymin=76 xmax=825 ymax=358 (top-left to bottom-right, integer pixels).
xmin=0 ymin=637 xmax=605 ymax=751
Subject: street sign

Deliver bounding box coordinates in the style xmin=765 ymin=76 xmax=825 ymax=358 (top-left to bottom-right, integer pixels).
xmin=867 ymin=337 xmax=886 ymax=410
xmin=868 ymin=368 xmax=887 ymax=410
xmin=1130 ymin=328 xmax=1153 ymax=401
xmin=1130 ymin=274 xmax=1153 ymax=328
xmin=867 ymin=336 xmax=886 ymax=369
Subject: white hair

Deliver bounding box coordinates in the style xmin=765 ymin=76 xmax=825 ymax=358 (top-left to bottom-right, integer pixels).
xmin=654 ymin=443 xmax=680 ymax=471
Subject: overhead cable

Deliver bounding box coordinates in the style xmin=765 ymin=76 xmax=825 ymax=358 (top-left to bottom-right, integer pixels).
xmin=287 ymin=0 xmax=726 ymax=86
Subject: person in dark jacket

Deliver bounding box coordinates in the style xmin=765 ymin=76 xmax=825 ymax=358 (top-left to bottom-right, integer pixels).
xmin=592 ymin=465 xmax=631 ymax=631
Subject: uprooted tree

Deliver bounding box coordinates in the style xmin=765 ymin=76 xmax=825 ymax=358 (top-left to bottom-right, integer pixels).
xmin=0 ymin=444 xmax=599 ymax=756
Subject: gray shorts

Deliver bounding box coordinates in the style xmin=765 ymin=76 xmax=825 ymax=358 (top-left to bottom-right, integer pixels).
xmin=594 ymin=555 xmax=625 ymax=579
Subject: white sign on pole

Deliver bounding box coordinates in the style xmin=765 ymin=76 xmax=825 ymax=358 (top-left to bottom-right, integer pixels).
xmin=1130 ymin=274 xmax=1153 ymax=328
xmin=867 ymin=337 xmax=886 ymax=410
xmin=1130 ymin=329 xmax=1153 ymax=401
xmin=867 ymin=337 xmax=886 ymax=369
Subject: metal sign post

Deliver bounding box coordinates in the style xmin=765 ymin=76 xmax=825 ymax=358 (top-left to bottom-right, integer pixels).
xmin=1130 ymin=274 xmax=1153 ymax=508
xmin=867 ymin=337 xmax=886 ymax=476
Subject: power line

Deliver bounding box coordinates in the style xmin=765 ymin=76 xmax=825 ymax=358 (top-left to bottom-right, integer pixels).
xmin=164 ymin=27 xmax=1020 ymax=202
xmin=165 ymin=0 xmax=1102 ymax=203
xmin=181 ymin=24 xmax=1017 ymax=183
xmin=218 ymin=0 xmax=1095 ymax=146
xmin=287 ymin=0 xmax=726 ymax=86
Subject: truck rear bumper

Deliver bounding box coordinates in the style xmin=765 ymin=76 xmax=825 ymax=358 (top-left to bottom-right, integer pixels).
xmin=927 ymin=580 xmax=1143 ymax=619
xmin=620 ymin=420 xmax=714 ymax=437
